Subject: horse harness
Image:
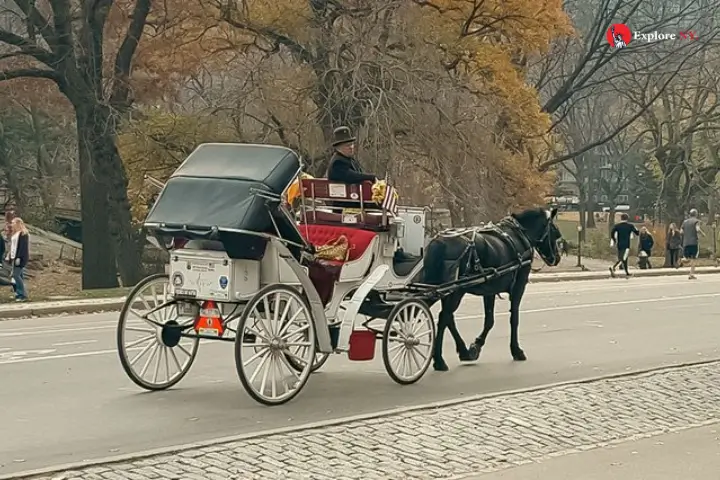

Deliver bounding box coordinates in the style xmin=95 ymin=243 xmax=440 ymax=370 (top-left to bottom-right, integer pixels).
xmin=437 ymin=218 xmax=535 ymax=289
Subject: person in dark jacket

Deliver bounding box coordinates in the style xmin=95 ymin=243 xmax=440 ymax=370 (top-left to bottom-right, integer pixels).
xmin=326 ymin=126 xmax=377 ymax=184
xmin=666 ymin=223 xmax=683 ymax=268
xmin=638 ymin=227 xmax=654 ymax=268
xmin=610 ymin=213 xmax=639 ymax=278
xmin=6 ymin=217 xmax=29 ymax=301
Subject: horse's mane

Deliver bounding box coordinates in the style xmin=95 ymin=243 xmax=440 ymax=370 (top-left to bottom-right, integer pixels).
xmin=510 ymin=207 xmax=546 ymax=224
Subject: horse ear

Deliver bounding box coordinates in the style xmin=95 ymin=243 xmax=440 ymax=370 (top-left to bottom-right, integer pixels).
xmin=550 ymin=208 xmax=558 ymax=220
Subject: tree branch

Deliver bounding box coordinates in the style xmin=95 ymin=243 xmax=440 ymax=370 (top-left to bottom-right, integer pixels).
xmin=0 ymin=28 xmax=55 ymax=66
xmin=538 ymin=47 xmax=704 ymax=172
xmin=0 ymin=68 xmax=60 ymax=83
xmin=110 ymin=0 xmax=152 ymax=109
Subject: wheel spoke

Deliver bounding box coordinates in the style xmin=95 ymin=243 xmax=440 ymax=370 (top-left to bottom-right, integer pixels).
xmin=130 ymin=339 xmax=156 ymax=366
xmin=126 ymin=334 xmax=155 ymax=349
xmin=140 ymin=344 xmax=160 ymax=377
xmin=248 ymin=350 xmax=271 ymax=384
xmin=259 ymin=352 xmax=273 ymax=395
xmin=126 ymin=326 xmax=154 ymax=334
xmin=153 ymin=346 xmax=163 ymax=383
xmin=261 ymin=296 xmax=274 ymax=335
xmin=278 ymin=353 xmax=301 ymax=383
xmin=176 ymin=343 xmax=192 ymax=358
xmin=284 ymin=349 xmax=309 ymax=368
xmin=244 ymin=345 xmax=270 ymax=364
xmin=169 ymin=347 xmax=183 ymax=373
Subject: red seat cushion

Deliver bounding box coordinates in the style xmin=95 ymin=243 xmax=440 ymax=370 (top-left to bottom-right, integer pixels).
xmin=298 ymin=224 xmax=376 ymax=262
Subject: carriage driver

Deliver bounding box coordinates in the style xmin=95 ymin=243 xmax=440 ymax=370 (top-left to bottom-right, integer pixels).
xmin=326 ymin=126 xmax=378 ymax=184
xmin=326 ymin=126 xmax=415 ymax=263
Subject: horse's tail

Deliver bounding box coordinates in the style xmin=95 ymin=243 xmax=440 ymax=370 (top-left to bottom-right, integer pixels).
xmin=422 ymin=237 xmax=447 ymax=285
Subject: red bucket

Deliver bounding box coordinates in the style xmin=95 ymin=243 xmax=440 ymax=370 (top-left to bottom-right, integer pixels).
xmin=348 ymin=330 xmax=376 ymax=361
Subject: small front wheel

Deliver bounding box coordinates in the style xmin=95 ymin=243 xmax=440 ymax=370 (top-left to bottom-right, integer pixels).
xmin=382 ymin=298 xmax=435 ymax=385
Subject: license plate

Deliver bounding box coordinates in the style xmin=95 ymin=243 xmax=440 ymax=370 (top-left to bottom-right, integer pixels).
xmin=342 ymin=214 xmax=358 ymax=224
xmin=175 ymin=288 xmax=197 ymax=298
xmin=198 ymin=327 xmax=220 ymax=336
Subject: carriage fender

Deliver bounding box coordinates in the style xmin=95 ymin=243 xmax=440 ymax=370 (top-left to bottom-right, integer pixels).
xmin=336 ymin=264 xmax=390 ymax=352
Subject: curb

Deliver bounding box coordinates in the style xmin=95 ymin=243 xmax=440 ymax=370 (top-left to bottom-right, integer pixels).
xmin=1 ymin=267 xmax=719 ymax=319
xmin=0 ymin=298 xmax=126 ymax=319
xmin=529 ymin=266 xmax=720 ymax=283
xmin=3 ymin=357 xmax=720 ymax=480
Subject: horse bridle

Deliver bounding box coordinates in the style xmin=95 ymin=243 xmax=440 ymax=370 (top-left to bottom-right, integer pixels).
xmin=533 ymin=220 xmax=558 ymax=266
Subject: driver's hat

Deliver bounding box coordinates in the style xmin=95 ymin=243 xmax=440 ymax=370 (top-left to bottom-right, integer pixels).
xmin=332 ymin=126 xmax=356 ymax=146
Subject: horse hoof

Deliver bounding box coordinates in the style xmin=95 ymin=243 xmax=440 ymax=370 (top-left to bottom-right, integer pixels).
xmin=512 ymin=349 xmax=527 ymax=361
xmin=461 ymin=343 xmax=480 ymax=362
xmin=433 ymin=361 xmax=449 ymax=372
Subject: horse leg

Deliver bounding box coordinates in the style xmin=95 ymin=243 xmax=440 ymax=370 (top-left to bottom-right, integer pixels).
xmin=467 ymin=294 xmax=496 ymax=359
xmin=509 ymin=283 xmax=528 ymax=361
xmin=433 ymin=294 xmax=469 ymax=370
xmin=439 ymin=293 xmax=476 ymax=362
xmin=432 ymin=303 xmax=450 ymax=372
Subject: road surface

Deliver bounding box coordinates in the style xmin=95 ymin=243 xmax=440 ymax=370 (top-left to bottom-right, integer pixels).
xmin=1 ymin=274 xmax=720 ymax=476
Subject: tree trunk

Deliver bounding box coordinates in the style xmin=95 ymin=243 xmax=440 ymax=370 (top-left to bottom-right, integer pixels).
xmin=75 ymin=104 xmax=118 ymax=289
xmin=607 ymin=207 xmax=617 ymax=236
xmin=75 ymin=102 xmax=144 ymax=288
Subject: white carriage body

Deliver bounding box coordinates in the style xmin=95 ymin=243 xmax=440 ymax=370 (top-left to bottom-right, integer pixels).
xmin=124 ymin=142 xmax=436 ymax=406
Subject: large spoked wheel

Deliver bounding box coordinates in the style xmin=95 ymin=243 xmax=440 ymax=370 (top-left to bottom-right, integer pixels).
xmin=117 ymin=274 xmax=200 ymax=391
xmin=235 ymin=284 xmax=317 ymax=406
xmin=382 ymin=298 xmax=435 ymax=385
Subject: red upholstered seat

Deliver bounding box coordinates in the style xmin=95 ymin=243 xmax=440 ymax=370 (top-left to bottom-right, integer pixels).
xmin=298 ymin=224 xmax=376 ymax=262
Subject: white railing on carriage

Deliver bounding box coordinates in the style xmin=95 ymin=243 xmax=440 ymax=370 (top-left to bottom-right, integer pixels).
xmin=144 ymin=223 xmax=311 ymax=252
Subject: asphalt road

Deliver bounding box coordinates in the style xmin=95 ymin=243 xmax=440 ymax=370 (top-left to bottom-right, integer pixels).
xmin=1 ymin=274 xmax=720 ymax=475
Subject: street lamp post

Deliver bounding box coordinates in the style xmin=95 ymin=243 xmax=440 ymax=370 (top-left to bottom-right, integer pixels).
xmin=576 ymin=224 xmax=583 ymax=268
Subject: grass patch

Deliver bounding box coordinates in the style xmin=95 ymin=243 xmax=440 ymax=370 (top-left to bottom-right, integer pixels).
xmin=0 ymin=286 xmax=132 ymax=304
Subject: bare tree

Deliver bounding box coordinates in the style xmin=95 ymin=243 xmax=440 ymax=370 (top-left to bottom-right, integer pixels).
xmin=0 ymin=0 xmax=151 ymax=288
xmin=532 ymin=0 xmax=720 ymax=171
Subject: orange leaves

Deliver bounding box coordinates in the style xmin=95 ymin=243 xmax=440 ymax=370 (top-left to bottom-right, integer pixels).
xmin=410 ymin=0 xmax=572 ymax=165
xmin=101 ymin=1 xmax=242 ymax=103
xmin=415 ymin=0 xmax=572 ymax=53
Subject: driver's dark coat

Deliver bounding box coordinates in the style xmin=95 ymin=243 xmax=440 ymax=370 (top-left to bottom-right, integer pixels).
xmin=326 ymin=153 xmax=375 ymax=184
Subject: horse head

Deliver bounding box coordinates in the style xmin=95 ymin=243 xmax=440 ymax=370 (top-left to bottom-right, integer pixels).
xmin=511 ymin=207 xmax=563 ymax=266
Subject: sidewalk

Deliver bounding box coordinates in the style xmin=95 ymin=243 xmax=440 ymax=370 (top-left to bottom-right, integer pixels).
xmin=0 ymin=266 xmax=719 ymax=319
xmin=460 ymin=422 xmax=720 ymax=480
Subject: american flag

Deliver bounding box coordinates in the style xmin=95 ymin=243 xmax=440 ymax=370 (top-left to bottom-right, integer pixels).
xmin=381 ymin=184 xmax=398 ymax=215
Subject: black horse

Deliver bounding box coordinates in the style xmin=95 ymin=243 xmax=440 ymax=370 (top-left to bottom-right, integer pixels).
xmin=422 ymin=207 xmax=563 ymax=371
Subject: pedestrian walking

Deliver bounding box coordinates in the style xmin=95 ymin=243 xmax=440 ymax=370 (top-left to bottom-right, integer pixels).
xmin=638 ymin=226 xmax=654 ymax=269
xmin=610 ymin=213 xmax=639 ymax=278
xmin=666 ymin=223 xmax=682 ymax=268
xmin=5 ymin=217 xmax=29 ymax=301
xmin=680 ymin=208 xmax=704 ymax=280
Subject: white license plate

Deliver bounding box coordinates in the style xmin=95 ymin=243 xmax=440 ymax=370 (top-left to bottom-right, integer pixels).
xmin=342 ymin=214 xmax=358 ymax=224
xmin=198 ymin=327 xmax=220 ymax=337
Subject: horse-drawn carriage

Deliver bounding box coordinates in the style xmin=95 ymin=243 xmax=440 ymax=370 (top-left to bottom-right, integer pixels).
xmin=117 ymin=143 xmax=436 ymax=405
xmin=117 ymin=143 xmax=564 ymax=406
